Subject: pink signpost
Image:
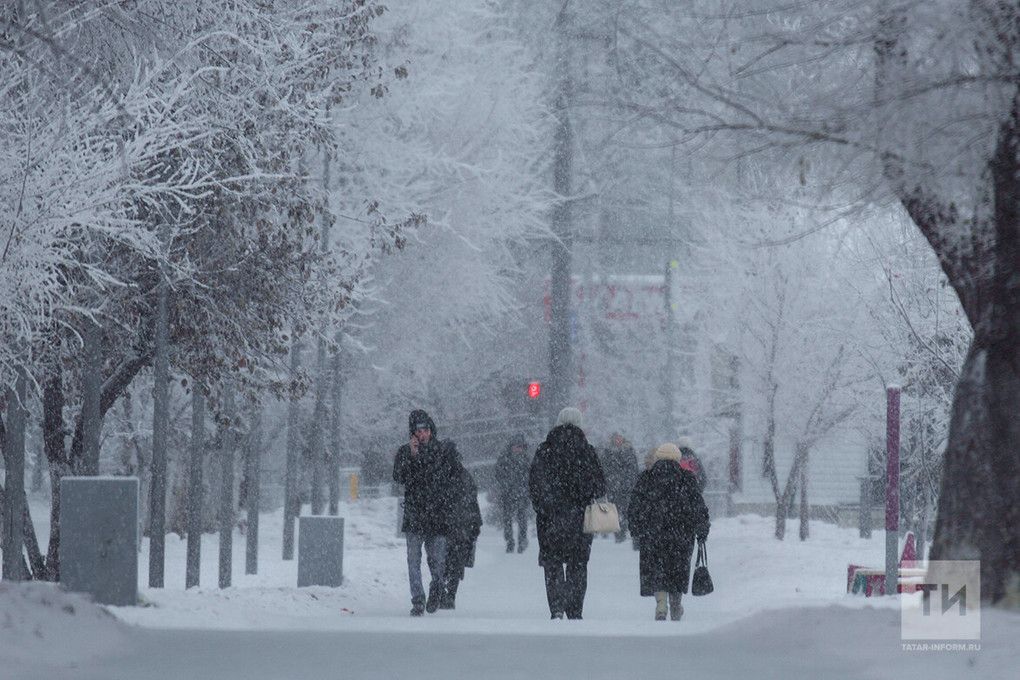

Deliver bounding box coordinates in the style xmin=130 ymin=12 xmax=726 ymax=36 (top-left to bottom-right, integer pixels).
xmin=885 ymin=385 xmax=901 ymax=595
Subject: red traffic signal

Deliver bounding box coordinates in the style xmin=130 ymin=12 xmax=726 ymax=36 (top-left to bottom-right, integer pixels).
xmin=527 ymin=381 xmax=541 ymax=399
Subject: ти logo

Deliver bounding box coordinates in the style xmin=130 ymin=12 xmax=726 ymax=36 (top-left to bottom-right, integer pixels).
xmin=901 ymin=561 xmax=981 ymax=641
xmin=917 ymin=583 xmax=967 ymax=617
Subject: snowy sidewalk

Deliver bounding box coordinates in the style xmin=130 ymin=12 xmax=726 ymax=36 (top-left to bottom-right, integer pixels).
xmin=111 ymin=497 xmax=894 ymax=632
xmin=5 ymin=497 xmax=1018 ymax=679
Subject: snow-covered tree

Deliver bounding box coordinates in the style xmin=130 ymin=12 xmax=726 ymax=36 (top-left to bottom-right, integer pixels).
xmin=613 ymin=0 xmax=1020 ymax=602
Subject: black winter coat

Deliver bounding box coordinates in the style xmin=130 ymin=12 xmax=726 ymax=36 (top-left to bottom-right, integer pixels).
xmin=445 ymin=465 xmax=483 ymax=579
xmin=392 ymin=439 xmax=458 ymax=536
xmin=495 ymin=445 xmax=531 ymax=510
xmin=528 ymin=424 xmax=606 ymax=566
xmin=628 ymin=460 xmax=711 ymax=596
xmin=601 ymin=445 xmax=639 ymax=516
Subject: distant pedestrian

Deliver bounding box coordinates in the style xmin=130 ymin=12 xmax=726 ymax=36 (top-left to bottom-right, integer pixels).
xmin=495 ymin=434 xmax=531 ymax=553
xmin=441 ymin=451 xmax=482 ymax=610
xmin=676 ymin=436 xmax=708 ymax=491
xmin=629 ymin=443 xmax=710 ymax=621
xmin=601 ymin=433 xmax=639 ymax=543
xmin=392 ymin=409 xmax=457 ymax=616
xmin=529 ymin=407 xmax=605 ymax=620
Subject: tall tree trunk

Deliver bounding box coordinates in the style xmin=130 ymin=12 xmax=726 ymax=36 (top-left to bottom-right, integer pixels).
xmin=799 ymin=442 xmax=809 ymax=541
xmin=218 ymin=384 xmax=236 ymax=589
xmin=930 ymin=93 xmax=1020 ymax=604
xmin=245 ymin=411 xmax=261 ymax=575
xmin=2 ymin=371 xmax=28 ymax=581
xmin=875 ymin=12 xmax=1020 ymax=604
xmin=185 ymin=387 xmax=205 ymax=589
xmin=42 ymin=368 xmax=65 ymax=580
xmin=148 ymin=273 xmax=171 ymax=589
xmin=80 ymin=319 xmax=103 ymax=475
xmin=309 ymin=338 xmax=327 ymax=516
xmin=282 ymin=341 xmax=302 ymax=560
xmin=327 ymin=350 xmax=342 ymax=516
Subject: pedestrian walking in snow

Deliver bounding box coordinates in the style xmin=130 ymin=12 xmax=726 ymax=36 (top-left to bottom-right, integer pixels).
xmin=601 ymin=432 xmax=639 ymax=543
xmin=495 ymin=434 xmax=531 ymax=553
xmin=528 ymin=407 xmax=606 ymax=620
xmin=392 ymin=409 xmax=457 ymax=616
xmin=676 ymin=436 xmax=708 ymax=492
xmin=628 ymin=442 xmax=710 ymax=621
xmin=441 ymin=450 xmax=482 ymax=609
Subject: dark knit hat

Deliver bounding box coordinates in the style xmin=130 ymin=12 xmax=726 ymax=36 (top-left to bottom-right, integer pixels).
xmin=408 ymin=409 xmax=437 ymax=437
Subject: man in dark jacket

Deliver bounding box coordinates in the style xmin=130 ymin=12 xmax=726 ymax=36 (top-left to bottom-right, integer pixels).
xmin=601 ymin=432 xmax=639 ymax=543
xmin=629 ymin=442 xmax=710 ymax=621
xmin=495 ymin=434 xmax=531 ymax=553
xmin=528 ymin=407 xmax=606 ymax=620
xmin=392 ymin=409 xmax=457 ymax=616
xmin=441 ymin=451 xmax=482 ymax=609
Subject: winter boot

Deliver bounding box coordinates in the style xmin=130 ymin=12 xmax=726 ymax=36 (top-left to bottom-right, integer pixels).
xmin=410 ymin=598 xmax=425 ymax=617
xmin=440 ymin=579 xmax=458 ymax=610
xmin=506 ymin=541 xmax=515 ymax=553
xmin=654 ymin=592 xmax=668 ymax=621
xmin=517 ymin=537 xmax=528 ymax=553
xmin=669 ymin=592 xmax=684 ymax=621
xmin=426 ymin=582 xmax=442 ymax=613
xmin=550 ymin=612 xmax=564 ymax=619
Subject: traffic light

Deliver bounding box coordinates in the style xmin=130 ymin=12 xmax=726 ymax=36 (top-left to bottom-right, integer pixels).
xmin=527 ymin=381 xmax=541 ymax=400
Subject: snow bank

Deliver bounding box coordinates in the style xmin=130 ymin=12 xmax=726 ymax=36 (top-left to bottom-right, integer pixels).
xmin=0 ymin=581 xmax=130 ymax=669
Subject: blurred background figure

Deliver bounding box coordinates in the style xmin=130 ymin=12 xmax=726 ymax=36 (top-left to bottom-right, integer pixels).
xmin=601 ymin=432 xmax=639 ymax=543
xmin=441 ymin=449 xmax=482 ymax=609
xmin=495 ymin=433 xmax=531 ymax=553
xmin=676 ymin=436 xmax=708 ymax=492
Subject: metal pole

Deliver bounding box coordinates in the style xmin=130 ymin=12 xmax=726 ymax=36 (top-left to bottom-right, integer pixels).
xmin=663 ymin=261 xmax=678 ymax=440
xmin=185 ymin=386 xmax=205 ymax=588
xmin=148 ymin=258 xmax=170 ymax=588
xmin=549 ymin=9 xmax=574 ymax=425
xmin=218 ymin=384 xmax=236 ymax=589
xmin=885 ymin=385 xmax=901 ymax=595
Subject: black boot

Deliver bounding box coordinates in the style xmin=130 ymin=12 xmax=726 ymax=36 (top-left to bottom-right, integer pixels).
xmin=426 ymin=582 xmax=442 ymax=613
xmin=506 ymin=541 xmax=515 ymax=553
xmin=410 ymin=598 xmax=425 ymax=617
xmin=440 ymin=579 xmax=458 ymax=610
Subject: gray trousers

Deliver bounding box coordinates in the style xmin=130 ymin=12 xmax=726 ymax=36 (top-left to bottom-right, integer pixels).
xmin=406 ymin=533 xmax=447 ymax=603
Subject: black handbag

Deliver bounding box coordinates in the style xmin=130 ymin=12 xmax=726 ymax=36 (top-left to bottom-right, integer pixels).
xmin=691 ymin=541 xmax=714 ymax=596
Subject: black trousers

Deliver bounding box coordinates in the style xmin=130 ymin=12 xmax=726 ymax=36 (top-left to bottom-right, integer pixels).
xmin=502 ymin=504 xmax=529 ymax=547
xmin=543 ymin=561 xmax=588 ymax=619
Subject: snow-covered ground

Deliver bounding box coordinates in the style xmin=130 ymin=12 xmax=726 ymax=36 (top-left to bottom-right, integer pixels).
xmin=3 ymin=495 xmax=1018 ymax=679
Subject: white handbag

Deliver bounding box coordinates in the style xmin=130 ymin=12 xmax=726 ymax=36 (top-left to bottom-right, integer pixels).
xmin=583 ymin=498 xmax=621 ymax=534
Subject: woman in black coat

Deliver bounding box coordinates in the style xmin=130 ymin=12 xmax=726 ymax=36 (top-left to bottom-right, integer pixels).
xmin=441 ymin=456 xmax=482 ymax=609
xmin=629 ymin=442 xmax=710 ymax=621
xmin=528 ymin=407 xmax=605 ymax=620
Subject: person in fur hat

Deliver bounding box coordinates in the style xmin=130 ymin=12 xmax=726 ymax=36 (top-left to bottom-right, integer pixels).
xmin=628 ymin=442 xmax=710 ymax=621
xmin=528 ymin=407 xmax=605 ymax=619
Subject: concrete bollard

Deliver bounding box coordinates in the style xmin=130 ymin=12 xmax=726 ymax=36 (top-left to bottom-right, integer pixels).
xmin=60 ymin=477 xmax=139 ymax=606
xmin=297 ymin=516 xmax=344 ymax=587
